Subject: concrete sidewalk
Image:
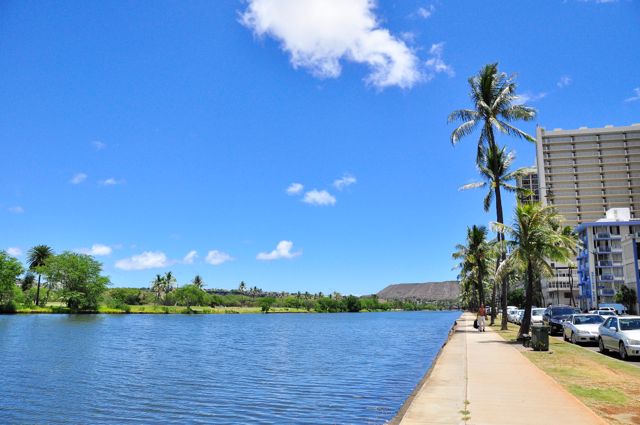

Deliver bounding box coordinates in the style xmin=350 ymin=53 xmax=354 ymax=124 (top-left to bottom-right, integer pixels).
xmin=398 ymin=312 xmax=607 ymax=425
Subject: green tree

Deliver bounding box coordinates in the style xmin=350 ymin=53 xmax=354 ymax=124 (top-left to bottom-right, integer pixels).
xmin=452 ymin=225 xmax=493 ymax=308
xmin=21 ymin=272 xmax=36 ymax=292
xmin=164 ymin=271 xmax=176 ymax=292
xmin=460 ymin=145 xmax=533 ymax=324
xmin=615 ymin=286 xmax=638 ymax=315
xmin=495 ymin=204 xmax=576 ymax=338
xmin=0 ymin=251 xmax=24 ymax=311
xmin=238 ymin=281 xmax=247 ymax=293
xmin=449 ymin=63 xmax=537 ymax=330
xmin=40 ymin=252 xmax=110 ymax=311
xmin=27 ymin=245 xmax=53 ymax=306
xmin=260 ymin=297 xmax=276 ymax=313
xmin=151 ymin=274 xmax=165 ymax=302
xmin=192 ymin=275 xmax=204 ymax=289
xmin=174 ymin=284 xmax=207 ymax=308
xmin=343 ymin=295 xmax=362 ymax=312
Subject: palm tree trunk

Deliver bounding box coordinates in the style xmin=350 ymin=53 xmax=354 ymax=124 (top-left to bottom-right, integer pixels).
xmin=35 ymin=274 xmax=42 ymax=306
xmin=519 ymin=262 xmax=535 ymax=339
xmin=494 ymin=180 xmax=509 ymax=331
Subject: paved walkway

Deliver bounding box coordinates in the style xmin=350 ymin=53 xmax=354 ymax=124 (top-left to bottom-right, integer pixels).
xmin=398 ymin=312 xmax=607 ymax=425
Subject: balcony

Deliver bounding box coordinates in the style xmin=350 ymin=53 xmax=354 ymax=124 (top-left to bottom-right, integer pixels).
xmin=595 ymin=232 xmax=611 ymax=239
xmin=597 ymin=261 xmax=623 ymax=268
xmin=596 ymin=246 xmax=611 ymax=253
xmin=600 ymin=274 xmax=615 ymax=282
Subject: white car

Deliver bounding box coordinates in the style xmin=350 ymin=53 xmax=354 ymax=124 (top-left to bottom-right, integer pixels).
xmin=563 ymin=314 xmax=604 ymax=344
xmin=507 ymin=307 xmax=519 ymax=322
xmin=510 ymin=309 xmax=524 ymax=324
xmin=594 ymin=310 xmax=617 ymax=318
xmin=531 ymin=308 xmax=546 ymax=324
xmin=598 ymin=316 xmax=640 ymax=360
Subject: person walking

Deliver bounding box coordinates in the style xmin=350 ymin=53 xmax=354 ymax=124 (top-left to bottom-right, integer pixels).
xmin=477 ymin=304 xmax=486 ymax=332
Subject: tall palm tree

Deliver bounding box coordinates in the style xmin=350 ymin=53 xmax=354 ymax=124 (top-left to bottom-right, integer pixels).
xmin=192 ymin=275 xmax=204 ymax=289
xmin=494 ymin=203 xmax=577 ymax=338
xmin=452 ymin=225 xmax=493 ymax=308
xmin=460 ymin=145 xmax=534 ymax=324
xmin=27 ymin=245 xmax=53 ymax=306
xmin=449 ymin=63 xmax=537 ymax=330
xmin=238 ymin=281 xmax=246 ymax=293
xmin=151 ymin=274 xmax=165 ymax=302
xmin=164 ymin=271 xmax=176 ymax=292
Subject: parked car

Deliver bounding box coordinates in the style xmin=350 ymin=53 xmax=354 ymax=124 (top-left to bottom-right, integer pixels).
xmin=531 ymin=308 xmax=546 ymax=324
xmin=562 ymin=314 xmax=604 ymax=344
xmin=507 ymin=307 xmax=519 ymax=322
xmin=594 ymin=310 xmax=617 ymax=318
xmin=599 ymin=303 xmax=628 ymax=315
xmin=543 ymin=305 xmax=581 ymax=335
xmin=510 ymin=309 xmax=524 ymax=324
xmin=515 ymin=310 xmax=525 ymax=325
xmin=598 ymin=316 xmax=640 ymax=360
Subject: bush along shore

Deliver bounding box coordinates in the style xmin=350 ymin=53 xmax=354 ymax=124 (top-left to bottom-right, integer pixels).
xmin=1 ymin=247 xmax=455 ymax=315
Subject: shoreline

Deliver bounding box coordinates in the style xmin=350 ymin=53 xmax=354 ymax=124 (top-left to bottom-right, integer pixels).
xmin=389 ymin=314 xmax=461 ymax=425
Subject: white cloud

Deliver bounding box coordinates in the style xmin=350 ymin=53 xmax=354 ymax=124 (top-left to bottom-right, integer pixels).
xmin=240 ymin=0 xmax=422 ymax=89
xmin=286 ymin=182 xmax=304 ymax=195
xmin=70 ymin=173 xmax=87 ymax=184
xmin=7 ymin=206 xmax=24 ymax=214
xmin=77 ymin=244 xmax=113 ymax=256
xmin=416 ymin=5 xmax=435 ymax=19
xmin=514 ymin=91 xmax=547 ymax=104
xmin=256 ymin=240 xmax=301 ymax=261
xmin=115 ymin=251 xmax=171 ymax=270
xmin=99 ymin=177 xmax=125 ymax=186
xmin=92 ymin=141 xmax=107 ymax=150
xmin=7 ymin=247 xmax=22 ymax=257
xmin=624 ymin=87 xmax=640 ymax=103
xmin=183 ymin=250 xmax=198 ymax=264
xmin=557 ymin=75 xmax=572 ymax=88
xmin=205 ymin=250 xmax=234 ymax=265
xmin=303 ymin=189 xmax=337 ymax=206
xmin=333 ymin=174 xmax=357 ymax=190
xmin=425 ymin=42 xmax=454 ymax=79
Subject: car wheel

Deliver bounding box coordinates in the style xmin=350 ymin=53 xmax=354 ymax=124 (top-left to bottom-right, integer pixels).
xmin=619 ymin=342 xmax=628 ymax=361
xmin=571 ymin=332 xmax=577 ymax=344
xmin=598 ymin=337 xmax=607 ymax=353
xmin=563 ymin=331 xmax=568 ymax=341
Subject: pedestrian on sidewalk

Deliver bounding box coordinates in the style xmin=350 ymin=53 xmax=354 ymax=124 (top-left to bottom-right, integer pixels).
xmin=477 ymin=304 xmax=486 ymax=332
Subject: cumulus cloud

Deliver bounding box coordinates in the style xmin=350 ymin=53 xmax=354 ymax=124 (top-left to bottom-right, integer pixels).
xmin=183 ymin=250 xmax=198 ymax=264
xmin=425 ymin=42 xmax=454 ymax=79
xmin=205 ymin=250 xmax=234 ymax=265
xmin=256 ymin=240 xmax=301 ymax=261
xmin=624 ymin=87 xmax=640 ymax=103
xmin=514 ymin=91 xmax=547 ymax=104
xmin=557 ymin=75 xmax=572 ymax=88
xmin=7 ymin=206 xmax=24 ymax=214
xmin=240 ymin=0 xmax=421 ymax=89
xmin=286 ymin=182 xmax=304 ymax=195
xmin=303 ymin=189 xmax=337 ymax=206
xmin=77 ymin=244 xmax=113 ymax=256
xmin=7 ymin=247 xmax=22 ymax=257
xmin=115 ymin=251 xmax=171 ymax=270
xmin=99 ymin=177 xmax=125 ymax=186
xmin=333 ymin=174 xmax=357 ymax=190
xmin=92 ymin=141 xmax=107 ymax=150
xmin=416 ymin=5 xmax=435 ymax=19
xmin=70 ymin=173 xmax=87 ymax=184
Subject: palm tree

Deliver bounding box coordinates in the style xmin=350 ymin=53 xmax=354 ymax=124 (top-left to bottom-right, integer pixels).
xmin=449 ymin=63 xmax=537 ymax=330
xmin=192 ymin=275 xmax=204 ymax=289
xmin=494 ymin=203 xmax=577 ymax=338
xmin=452 ymin=225 xmax=493 ymax=308
xmin=238 ymin=281 xmax=246 ymax=293
xmin=164 ymin=271 xmax=176 ymax=292
xmin=460 ymin=145 xmax=534 ymax=324
xmin=27 ymin=245 xmax=53 ymax=306
xmin=151 ymin=274 xmax=165 ymax=302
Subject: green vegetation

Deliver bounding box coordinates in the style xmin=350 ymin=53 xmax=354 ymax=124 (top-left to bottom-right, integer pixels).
xmin=493 ymin=320 xmax=640 ymax=425
xmin=0 ymin=251 xmax=24 ymax=313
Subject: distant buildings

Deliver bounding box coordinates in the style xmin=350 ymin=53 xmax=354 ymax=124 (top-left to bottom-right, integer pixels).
xmin=532 ymin=124 xmax=640 ymax=308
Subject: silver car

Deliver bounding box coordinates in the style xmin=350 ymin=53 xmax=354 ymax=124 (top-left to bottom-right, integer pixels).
xmin=562 ymin=314 xmax=604 ymax=344
xmin=598 ymin=316 xmax=640 ymax=360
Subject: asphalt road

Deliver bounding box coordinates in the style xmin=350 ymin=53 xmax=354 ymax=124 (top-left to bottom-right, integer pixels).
xmin=550 ymin=333 xmax=640 ymax=367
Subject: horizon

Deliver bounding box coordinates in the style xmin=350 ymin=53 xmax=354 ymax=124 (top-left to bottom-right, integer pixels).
xmin=2 ymin=0 xmax=639 ymax=294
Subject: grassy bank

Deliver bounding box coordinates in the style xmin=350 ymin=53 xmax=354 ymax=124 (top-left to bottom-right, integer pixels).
xmin=492 ymin=320 xmax=640 ymax=425
xmin=15 ymin=304 xmax=311 ymax=315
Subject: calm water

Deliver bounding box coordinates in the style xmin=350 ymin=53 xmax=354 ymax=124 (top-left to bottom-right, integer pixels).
xmin=0 ymin=311 xmax=460 ymax=424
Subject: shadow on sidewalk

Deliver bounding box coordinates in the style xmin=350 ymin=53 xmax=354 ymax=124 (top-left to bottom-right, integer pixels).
xmin=475 ymin=339 xmax=521 ymax=345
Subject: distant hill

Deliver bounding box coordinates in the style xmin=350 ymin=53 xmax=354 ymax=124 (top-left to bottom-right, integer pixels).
xmin=377 ymin=281 xmax=460 ymax=302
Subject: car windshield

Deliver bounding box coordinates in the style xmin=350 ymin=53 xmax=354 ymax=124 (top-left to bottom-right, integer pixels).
xmin=574 ymin=315 xmax=604 ymax=325
xmin=599 ymin=311 xmax=615 ymax=316
xmin=619 ymin=319 xmax=640 ymax=331
xmin=532 ymin=309 xmax=544 ymax=316
xmin=551 ymin=307 xmax=578 ymax=316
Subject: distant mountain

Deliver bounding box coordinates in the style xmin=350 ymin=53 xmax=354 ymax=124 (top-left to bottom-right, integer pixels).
xmin=377 ymin=281 xmax=460 ymax=301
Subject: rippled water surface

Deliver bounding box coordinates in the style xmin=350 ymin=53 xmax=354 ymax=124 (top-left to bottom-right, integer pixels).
xmin=0 ymin=311 xmax=460 ymax=424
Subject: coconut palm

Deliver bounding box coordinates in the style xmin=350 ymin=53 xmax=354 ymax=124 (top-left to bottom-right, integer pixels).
xmin=27 ymin=245 xmax=54 ymax=306
xmin=238 ymin=281 xmax=246 ymax=293
xmin=164 ymin=271 xmax=176 ymax=292
xmin=192 ymin=275 xmax=204 ymax=289
xmin=452 ymin=225 xmax=493 ymax=308
xmin=448 ymin=63 xmax=537 ymax=162
xmin=449 ymin=63 xmax=537 ymax=329
xmin=460 ymin=145 xmax=534 ymax=324
xmin=151 ymin=274 xmax=165 ymax=301
xmin=494 ymin=203 xmax=577 ymax=338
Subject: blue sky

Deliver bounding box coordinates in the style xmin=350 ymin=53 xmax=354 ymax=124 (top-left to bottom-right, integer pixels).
xmin=1 ymin=0 xmax=639 ymax=294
